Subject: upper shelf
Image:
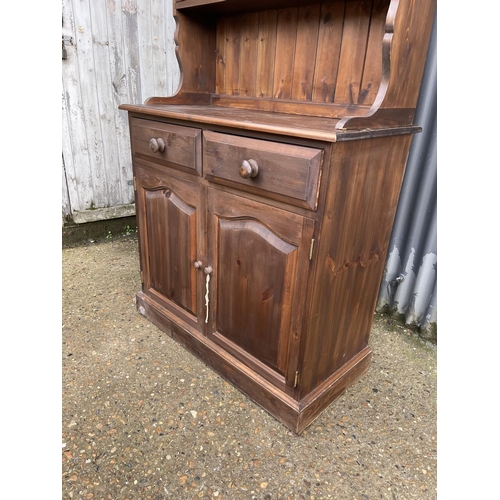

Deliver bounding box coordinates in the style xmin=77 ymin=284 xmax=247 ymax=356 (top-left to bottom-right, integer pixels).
xmin=175 ymin=0 xmax=330 ymax=15
xmin=138 ymin=0 xmax=436 ymax=134
xmin=118 ymin=103 xmax=421 ymax=142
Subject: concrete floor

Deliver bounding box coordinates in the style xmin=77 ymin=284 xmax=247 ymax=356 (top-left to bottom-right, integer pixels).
xmin=62 ymin=234 xmax=437 ymax=500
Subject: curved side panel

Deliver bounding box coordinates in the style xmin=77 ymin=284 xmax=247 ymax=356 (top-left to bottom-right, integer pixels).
xmin=337 ymin=0 xmax=435 ymax=130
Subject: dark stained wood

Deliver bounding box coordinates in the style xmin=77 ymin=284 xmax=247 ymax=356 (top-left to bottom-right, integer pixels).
xmin=120 ymin=103 xmax=345 ymax=141
xmin=255 ymin=9 xmax=278 ymax=98
xmin=299 ymin=134 xmax=412 ymax=396
xmin=173 ymin=11 xmax=216 ymax=94
xmin=145 ymin=189 xmax=197 ymax=313
xmin=212 ymin=95 xmax=369 ymax=118
xmin=273 ymin=7 xmax=298 ymax=99
xmin=130 ymin=118 xmax=202 ymax=175
xmin=357 ymin=0 xmax=389 ymax=106
xmin=176 ymin=0 xmax=329 ymax=15
xmin=380 ymin=0 xmax=436 ymax=109
xmin=203 ymin=130 xmax=323 ymax=209
xmin=206 ymin=189 xmax=314 ymax=391
xmin=121 ymin=0 xmax=436 ymax=434
xmin=291 ymin=4 xmax=321 ymax=101
xmin=337 ymin=0 xmax=436 ymax=128
xmin=133 ymin=164 xmax=206 ymax=331
xmin=311 ymin=1 xmax=346 ymax=103
xmin=239 ymin=12 xmax=259 ymax=96
xmin=334 ymin=0 xmax=372 ymax=105
xmin=216 ymin=219 xmax=295 ymax=371
xmin=215 ymin=17 xmax=227 ymax=94
xmin=146 ymin=92 xmax=213 ymax=105
xmin=224 ymin=14 xmax=243 ymax=95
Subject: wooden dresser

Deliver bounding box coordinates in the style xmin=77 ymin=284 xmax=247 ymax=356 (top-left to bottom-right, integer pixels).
xmin=119 ymin=0 xmax=436 ymax=434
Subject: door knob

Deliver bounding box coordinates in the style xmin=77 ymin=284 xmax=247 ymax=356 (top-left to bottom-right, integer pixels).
xmin=239 ymin=159 xmax=259 ymax=179
xmin=194 ymin=261 xmax=203 ymax=269
xmin=149 ymin=137 xmax=166 ymax=153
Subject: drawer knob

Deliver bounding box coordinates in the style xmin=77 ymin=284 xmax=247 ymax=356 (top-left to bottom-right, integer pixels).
xmin=239 ymin=159 xmax=259 ymax=179
xmin=193 ymin=261 xmax=203 ymax=269
xmin=149 ymin=137 xmax=166 ymax=153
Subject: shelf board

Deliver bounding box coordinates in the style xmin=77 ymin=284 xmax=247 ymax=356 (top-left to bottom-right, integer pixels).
xmin=118 ymin=103 xmax=421 ymax=142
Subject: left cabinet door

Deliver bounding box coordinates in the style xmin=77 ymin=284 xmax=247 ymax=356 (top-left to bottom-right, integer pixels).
xmin=134 ymin=163 xmax=206 ymax=332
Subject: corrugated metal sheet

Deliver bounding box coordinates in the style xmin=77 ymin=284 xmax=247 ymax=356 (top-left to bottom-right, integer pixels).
xmin=377 ymin=16 xmax=437 ymax=339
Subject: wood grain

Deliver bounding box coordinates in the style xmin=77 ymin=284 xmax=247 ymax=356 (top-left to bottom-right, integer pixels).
xmin=206 ymin=189 xmax=315 ymax=390
xmin=291 ymin=4 xmax=321 ymax=101
xmin=130 ymin=117 xmax=202 ymax=175
xmin=203 ymin=130 xmax=323 ymax=209
xmin=357 ymin=0 xmax=389 ymax=106
xmin=215 ymin=17 xmax=227 ymax=94
xmin=239 ymin=12 xmax=259 ymax=96
xmin=224 ymin=14 xmax=243 ymax=94
xmin=299 ymin=134 xmax=412 ymax=396
xmin=134 ymin=164 xmax=206 ymax=331
xmin=256 ymin=9 xmax=278 ymax=98
xmin=312 ymin=1 xmax=346 ymax=103
xmin=273 ymin=7 xmax=298 ymax=99
xmin=334 ymin=0 xmax=372 ymax=105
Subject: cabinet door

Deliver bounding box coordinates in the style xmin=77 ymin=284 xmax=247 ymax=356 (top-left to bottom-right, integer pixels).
xmin=206 ymin=189 xmax=314 ymax=392
xmin=134 ymin=164 xmax=205 ymax=331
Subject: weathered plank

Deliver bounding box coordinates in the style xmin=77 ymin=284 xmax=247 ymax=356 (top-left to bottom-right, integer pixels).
xmin=62 ymin=0 xmax=180 ymax=219
xmin=106 ymin=0 xmax=136 ymax=205
xmin=90 ymin=0 xmax=124 ymax=208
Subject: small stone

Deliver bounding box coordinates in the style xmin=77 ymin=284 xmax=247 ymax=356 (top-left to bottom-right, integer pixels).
xmin=260 ymin=482 xmax=268 ymax=489
xmin=190 ymin=410 xmax=198 ymax=418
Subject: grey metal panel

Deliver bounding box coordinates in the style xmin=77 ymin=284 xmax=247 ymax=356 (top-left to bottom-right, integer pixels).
xmin=377 ymin=15 xmax=437 ymax=338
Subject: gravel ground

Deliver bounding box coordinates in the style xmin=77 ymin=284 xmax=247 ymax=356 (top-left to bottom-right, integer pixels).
xmin=62 ymin=234 xmax=437 ymax=500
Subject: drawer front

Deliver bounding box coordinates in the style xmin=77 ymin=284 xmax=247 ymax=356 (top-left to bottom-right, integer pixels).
xmin=130 ymin=118 xmax=202 ymax=175
xmin=203 ymin=131 xmax=323 ymax=210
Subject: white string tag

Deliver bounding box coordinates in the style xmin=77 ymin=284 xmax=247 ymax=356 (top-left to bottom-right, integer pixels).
xmin=205 ymin=273 xmax=210 ymax=324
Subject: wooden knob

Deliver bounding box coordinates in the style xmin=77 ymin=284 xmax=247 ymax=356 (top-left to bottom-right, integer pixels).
xmin=204 ymin=266 xmax=213 ymax=275
xmin=239 ymin=159 xmax=259 ymax=179
xmin=194 ymin=261 xmax=203 ymax=269
xmin=149 ymin=137 xmax=166 ymax=153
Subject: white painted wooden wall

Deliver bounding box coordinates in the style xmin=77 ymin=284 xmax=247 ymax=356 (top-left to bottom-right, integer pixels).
xmin=62 ymin=0 xmax=180 ymax=224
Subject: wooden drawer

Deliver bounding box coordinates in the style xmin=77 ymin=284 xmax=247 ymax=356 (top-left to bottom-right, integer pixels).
xmin=130 ymin=118 xmax=202 ymax=175
xmin=203 ymin=131 xmax=323 ymax=210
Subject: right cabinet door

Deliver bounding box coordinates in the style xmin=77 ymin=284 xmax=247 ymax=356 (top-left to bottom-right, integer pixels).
xmin=206 ymin=189 xmax=314 ymax=392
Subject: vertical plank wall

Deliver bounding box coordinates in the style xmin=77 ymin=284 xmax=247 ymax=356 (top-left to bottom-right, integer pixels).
xmin=62 ymin=0 xmax=180 ymax=223
xmin=215 ymin=1 xmax=388 ymax=106
xmin=376 ymin=17 xmax=437 ymax=339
